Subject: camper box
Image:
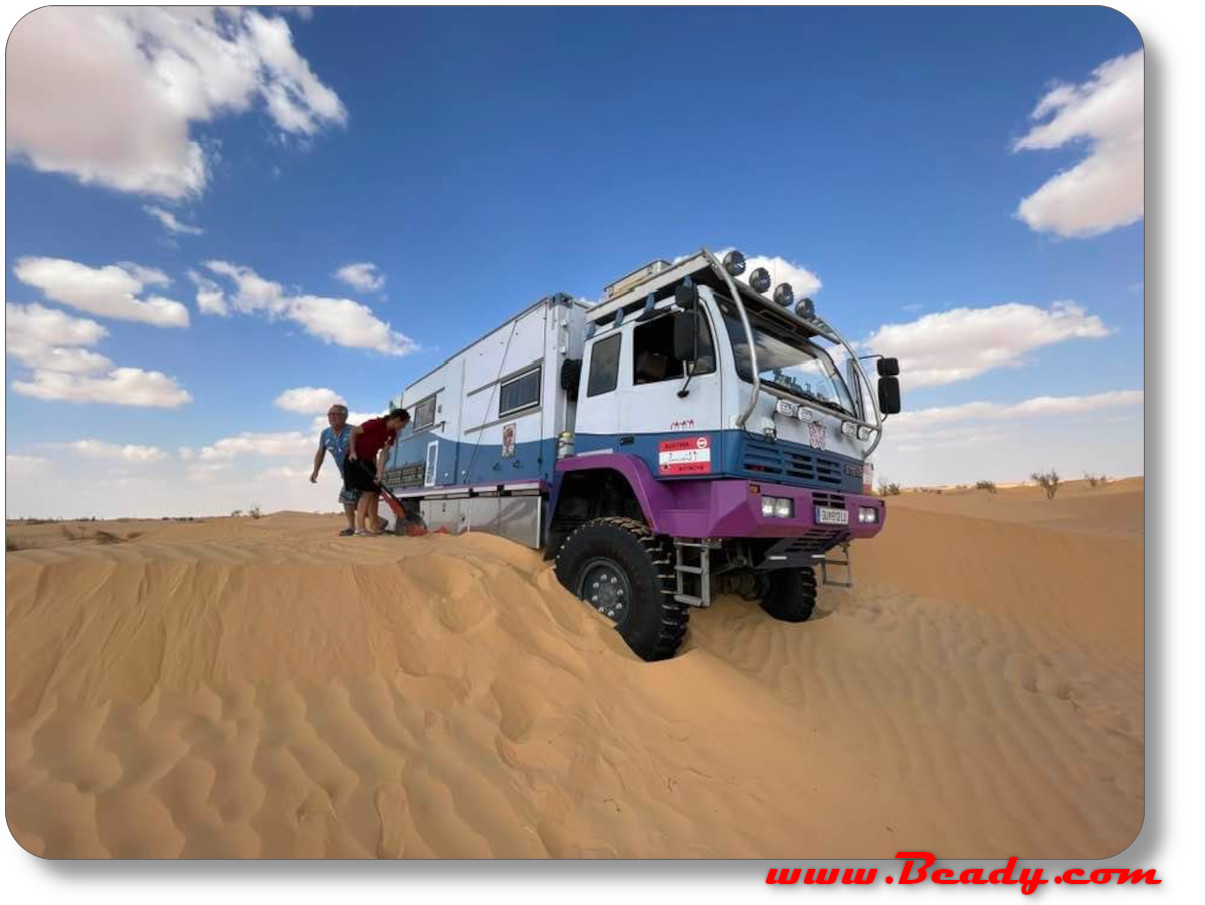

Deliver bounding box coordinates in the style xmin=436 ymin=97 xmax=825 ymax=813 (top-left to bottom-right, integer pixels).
xmin=382 ymin=293 xmax=591 ymax=545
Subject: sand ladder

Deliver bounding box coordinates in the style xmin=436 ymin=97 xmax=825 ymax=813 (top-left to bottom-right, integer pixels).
xmin=673 ymin=538 xmax=718 ymax=606
xmin=818 ymin=541 xmax=853 ymax=588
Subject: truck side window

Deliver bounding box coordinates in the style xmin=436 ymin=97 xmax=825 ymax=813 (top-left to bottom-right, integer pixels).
xmin=499 ymin=366 xmax=541 ymax=417
xmin=587 ymin=333 xmax=622 ymax=397
xmin=632 ymin=312 xmax=716 ymax=385
xmin=412 ymin=395 xmax=436 ymax=431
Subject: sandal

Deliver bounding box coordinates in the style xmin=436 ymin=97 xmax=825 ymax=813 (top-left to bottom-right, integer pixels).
xmin=338 ymin=528 xmax=355 ymax=536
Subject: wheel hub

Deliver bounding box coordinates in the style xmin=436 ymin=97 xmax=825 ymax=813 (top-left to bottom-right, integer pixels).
xmin=577 ymin=558 xmax=631 ymax=624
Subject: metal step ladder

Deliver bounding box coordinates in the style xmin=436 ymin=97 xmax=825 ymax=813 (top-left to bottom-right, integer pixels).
xmin=673 ymin=539 xmax=715 ymax=606
xmin=817 ymin=542 xmax=853 ymax=588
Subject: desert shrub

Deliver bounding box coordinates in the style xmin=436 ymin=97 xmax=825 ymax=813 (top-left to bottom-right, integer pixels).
xmin=879 ymin=481 xmax=902 ymax=496
xmin=230 ymin=509 xmax=244 ymax=518
xmin=6 ymin=539 xmax=19 ymax=552
xmin=1031 ymin=469 xmax=1060 ymax=500
xmin=1084 ymin=472 xmax=1109 ymax=488
xmin=975 ymin=480 xmax=997 ymax=493
xmin=92 ymin=530 xmax=122 ymax=545
xmin=249 ymin=504 xmax=262 ymax=519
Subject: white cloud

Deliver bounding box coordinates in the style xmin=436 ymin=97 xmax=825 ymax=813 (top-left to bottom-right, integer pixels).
xmin=57 ymin=440 xmax=168 ymax=462
xmin=202 ymin=261 xmax=417 ymax=355
xmin=873 ymin=391 xmax=1144 ymax=487
xmin=144 ymin=205 xmax=203 ymax=235
xmin=11 ymin=368 xmax=193 ymax=408
xmin=863 ymin=301 xmax=1111 ymax=388
xmin=258 ymin=464 xmax=313 ymax=481
xmin=199 ymin=431 xmax=313 ymax=460
xmin=1014 ymin=50 xmax=1143 ymax=238
xmin=5 ymin=301 xmax=109 ymax=347
xmin=13 ymin=257 xmax=189 ymax=327
xmin=178 ymin=447 xmax=195 ymax=461
xmin=5 ymin=303 xmax=114 ymax=374
xmin=6 ymin=7 xmax=346 ymax=199
xmin=309 ymin=410 xmax=380 ymax=432
xmin=6 ymin=455 xmax=51 ymax=479
xmin=6 ymin=302 xmax=191 ymax=408
xmin=186 ymin=462 xmax=233 ymax=483
xmin=890 ymin=390 xmax=1144 ymax=432
xmin=186 ymin=270 xmax=229 ymax=316
xmin=334 ymin=262 xmax=386 ymax=292
xmin=275 ymin=387 xmax=346 ymax=414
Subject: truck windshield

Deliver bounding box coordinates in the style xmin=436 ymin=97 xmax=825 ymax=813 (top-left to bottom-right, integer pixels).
xmin=716 ymin=296 xmax=856 ymax=417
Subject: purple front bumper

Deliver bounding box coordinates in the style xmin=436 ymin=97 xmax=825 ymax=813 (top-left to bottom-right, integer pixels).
xmin=653 ymin=479 xmax=886 ymax=540
xmin=555 ymin=454 xmax=885 ymax=540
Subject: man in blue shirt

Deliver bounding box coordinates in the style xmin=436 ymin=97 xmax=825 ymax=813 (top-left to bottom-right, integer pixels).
xmin=310 ymin=403 xmax=362 ymax=536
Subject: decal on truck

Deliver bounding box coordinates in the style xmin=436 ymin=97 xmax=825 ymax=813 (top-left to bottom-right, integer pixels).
xmin=659 ymin=436 xmax=712 ymax=475
xmin=808 ymin=421 xmax=827 ymax=450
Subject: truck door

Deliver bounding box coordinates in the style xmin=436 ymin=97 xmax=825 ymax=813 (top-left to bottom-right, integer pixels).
xmin=619 ymin=306 xmax=721 ymax=473
xmin=573 ymin=329 xmax=622 ymax=451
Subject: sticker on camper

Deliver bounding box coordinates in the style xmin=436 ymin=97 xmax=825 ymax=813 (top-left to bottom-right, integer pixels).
xmin=658 ymin=436 xmax=711 ymax=475
xmin=501 ymin=423 xmax=516 ymax=457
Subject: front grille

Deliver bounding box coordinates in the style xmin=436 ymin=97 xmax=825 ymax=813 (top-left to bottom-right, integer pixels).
xmin=812 ymin=492 xmax=847 ymax=510
xmin=742 ymin=437 xmax=844 ymax=486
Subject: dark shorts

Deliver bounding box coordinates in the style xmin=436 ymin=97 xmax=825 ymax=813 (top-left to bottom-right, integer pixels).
xmin=343 ymin=458 xmax=380 ymax=493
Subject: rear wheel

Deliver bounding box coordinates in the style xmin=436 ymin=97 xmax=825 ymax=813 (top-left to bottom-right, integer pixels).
xmin=554 ymin=517 xmax=688 ymax=660
xmin=758 ymin=567 xmax=817 ymax=623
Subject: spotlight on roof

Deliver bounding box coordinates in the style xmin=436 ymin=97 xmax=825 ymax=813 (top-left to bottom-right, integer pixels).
xmin=722 ymin=250 xmax=746 ymax=276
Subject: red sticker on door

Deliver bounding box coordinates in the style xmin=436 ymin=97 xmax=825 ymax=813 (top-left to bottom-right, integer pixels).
xmin=659 ymin=436 xmax=711 ymax=475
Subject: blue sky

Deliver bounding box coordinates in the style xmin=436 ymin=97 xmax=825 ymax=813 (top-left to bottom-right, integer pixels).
xmin=5 ymin=6 xmax=1143 ymax=517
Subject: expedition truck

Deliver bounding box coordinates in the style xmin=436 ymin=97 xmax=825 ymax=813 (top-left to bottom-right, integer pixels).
xmin=381 ymin=248 xmax=901 ymax=660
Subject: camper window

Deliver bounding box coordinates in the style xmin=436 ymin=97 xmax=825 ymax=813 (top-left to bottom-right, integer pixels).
xmin=632 ymin=312 xmax=716 ymax=385
xmin=412 ymin=396 xmax=436 ymax=432
xmin=587 ymin=333 xmax=622 ymax=397
xmin=499 ymin=367 xmax=541 ymax=417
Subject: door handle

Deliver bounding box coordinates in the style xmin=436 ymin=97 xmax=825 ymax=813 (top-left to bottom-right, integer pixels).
xmin=619 ymin=436 xmax=634 ymax=446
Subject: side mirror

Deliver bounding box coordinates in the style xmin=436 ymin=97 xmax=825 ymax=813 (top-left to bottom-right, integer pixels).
xmin=674 ymin=282 xmax=698 ymax=311
xmin=877 ymin=357 xmax=900 ymax=377
xmin=878 ymin=376 xmax=901 ymax=415
xmin=673 ymin=310 xmax=698 ymax=363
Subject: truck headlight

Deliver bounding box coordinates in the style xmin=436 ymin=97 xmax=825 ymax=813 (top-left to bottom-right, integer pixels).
xmin=858 ymin=506 xmax=878 ymax=524
xmin=842 ymin=421 xmax=856 ymax=436
xmin=723 ymin=250 xmax=747 ymax=276
xmin=857 ymin=425 xmax=873 ymax=441
xmin=761 ymin=496 xmax=794 ymax=518
xmin=749 ymin=267 xmax=772 ymax=293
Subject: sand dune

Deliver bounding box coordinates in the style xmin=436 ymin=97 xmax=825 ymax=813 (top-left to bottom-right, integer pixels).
xmin=5 ymin=480 xmax=1143 ymax=858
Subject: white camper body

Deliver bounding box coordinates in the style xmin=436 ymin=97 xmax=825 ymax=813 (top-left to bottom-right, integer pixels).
xmin=382 ymin=294 xmax=590 ymax=545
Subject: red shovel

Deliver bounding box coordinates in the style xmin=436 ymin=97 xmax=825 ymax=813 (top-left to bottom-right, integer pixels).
xmin=353 ymin=460 xmax=428 ymax=536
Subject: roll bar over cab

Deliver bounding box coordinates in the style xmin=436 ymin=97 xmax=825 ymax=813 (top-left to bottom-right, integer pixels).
xmin=383 ymin=248 xmax=901 ymax=660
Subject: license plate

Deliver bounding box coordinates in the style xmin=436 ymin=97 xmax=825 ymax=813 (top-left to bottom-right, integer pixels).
xmin=815 ymin=506 xmax=849 ymax=526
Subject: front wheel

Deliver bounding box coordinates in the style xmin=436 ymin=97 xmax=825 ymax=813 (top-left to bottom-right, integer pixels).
xmin=758 ymin=567 xmax=818 ymax=623
xmin=554 ymin=517 xmax=688 ymax=660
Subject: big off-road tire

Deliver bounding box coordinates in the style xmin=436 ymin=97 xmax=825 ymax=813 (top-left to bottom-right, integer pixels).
xmin=554 ymin=517 xmax=689 ymax=661
xmin=758 ymin=566 xmax=818 ymax=623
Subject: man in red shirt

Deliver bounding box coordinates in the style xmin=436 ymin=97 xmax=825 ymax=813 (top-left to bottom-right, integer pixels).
xmin=346 ymin=408 xmax=410 ymax=535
